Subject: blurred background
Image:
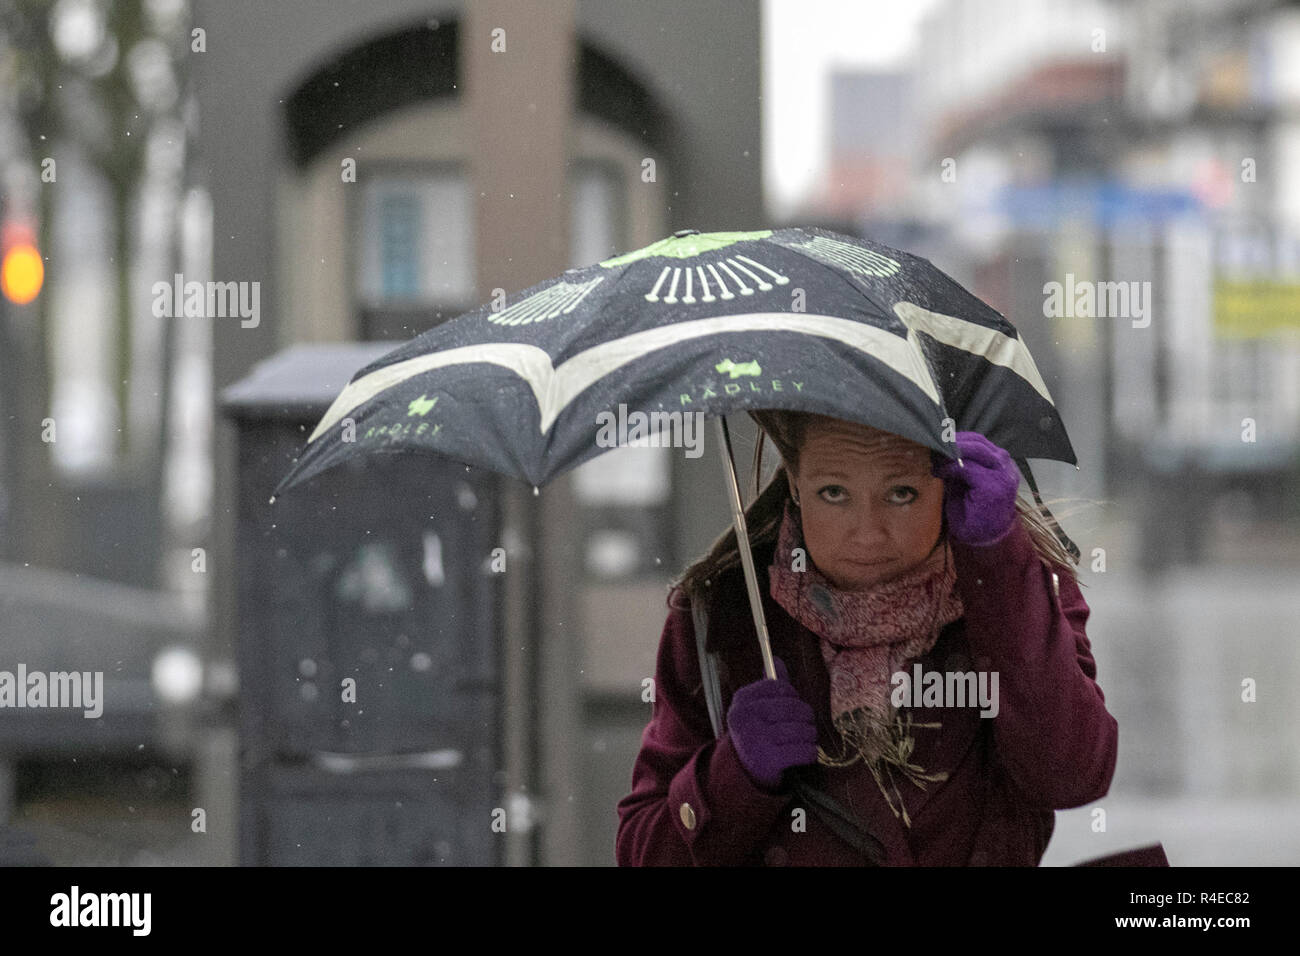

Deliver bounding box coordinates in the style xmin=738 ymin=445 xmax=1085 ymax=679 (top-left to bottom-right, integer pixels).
xmin=0 ymin=0 xmax=1297 ymax=866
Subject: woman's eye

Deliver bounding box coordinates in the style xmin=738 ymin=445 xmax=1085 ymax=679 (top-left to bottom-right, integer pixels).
xmin=890 ymin=486 xmax=919 ymax=504
xmin=817 ymin=485 xmax=847 ymax=503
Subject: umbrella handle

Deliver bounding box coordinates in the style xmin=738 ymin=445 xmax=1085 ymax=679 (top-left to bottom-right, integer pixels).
xmin=714 ymin=416 xmax=778 ymax=681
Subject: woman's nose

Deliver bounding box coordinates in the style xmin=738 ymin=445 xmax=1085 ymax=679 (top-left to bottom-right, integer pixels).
xmin=845 ymin=505 xmax=888 ymax=546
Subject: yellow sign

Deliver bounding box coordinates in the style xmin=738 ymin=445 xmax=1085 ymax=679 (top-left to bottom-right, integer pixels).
xmin=1213 ymin=279 xmax=1300 ymax=339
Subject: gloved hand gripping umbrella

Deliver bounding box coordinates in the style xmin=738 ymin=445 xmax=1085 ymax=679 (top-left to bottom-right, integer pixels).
xmin=271 ymin=227 xmax=1079 ymax=680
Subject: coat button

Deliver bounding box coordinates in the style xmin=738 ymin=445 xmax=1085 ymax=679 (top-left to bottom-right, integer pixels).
xmin=679 ymin=802 xmax=697 ymax=830
xmin=764 ymin=846 xmax=788 ymax=867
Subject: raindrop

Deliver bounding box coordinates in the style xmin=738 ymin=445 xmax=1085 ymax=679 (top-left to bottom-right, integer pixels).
xmin=532 ymin=486 xmax=539 ymax=496
xmin=422 ymin=532 xmax=445 ymax=586
xmin=455 ymin=482 xmax=478 ymax=510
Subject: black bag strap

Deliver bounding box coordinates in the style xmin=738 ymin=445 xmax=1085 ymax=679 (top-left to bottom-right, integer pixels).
xmin=691 ymin=598 xmax=727 ymax=738
xmin=691 ymin=597 xmax=886 ymax=865
xmin=788 ymin=773 xmax=886 ymax=865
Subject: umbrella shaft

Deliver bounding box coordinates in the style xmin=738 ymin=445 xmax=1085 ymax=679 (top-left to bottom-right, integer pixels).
xmin=714 ymin=416 xmax=777 ymax=680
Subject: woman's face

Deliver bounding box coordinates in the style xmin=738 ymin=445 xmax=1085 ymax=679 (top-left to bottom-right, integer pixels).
xmin=789 ymin=419 xmax=945 ymax=591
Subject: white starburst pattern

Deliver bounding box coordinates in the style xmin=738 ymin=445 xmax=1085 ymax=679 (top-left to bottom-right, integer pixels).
xmin=783 ymin=234 xmax=902 ymax=278
xmin=485 ymin=276 xmax=604 ymax=326
xmin=643 ymin=255 xmax=790 ymax=304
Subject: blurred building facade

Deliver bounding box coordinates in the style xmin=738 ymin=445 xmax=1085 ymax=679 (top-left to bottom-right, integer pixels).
xmin=202 ymin=0 xmax=768 ymax=868
xmin=795 ymin=0 xmax=1300 ymax=861
xmin=3 ymin=0 xmax=767 ymax=866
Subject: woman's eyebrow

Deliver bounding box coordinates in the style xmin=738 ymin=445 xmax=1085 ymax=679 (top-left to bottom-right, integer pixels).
xmin=810 ymin=469 xmax=920 ymax=481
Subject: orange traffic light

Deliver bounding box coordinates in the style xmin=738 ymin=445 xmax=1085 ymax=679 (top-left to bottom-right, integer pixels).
xmin=2 ymin=219 xmax=43 ymax=305
xmin=2 ymin=241 xmax=44 ymax=305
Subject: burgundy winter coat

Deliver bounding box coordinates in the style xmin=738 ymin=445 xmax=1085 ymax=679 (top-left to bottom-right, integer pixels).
xmin=615 ymin=519 xmax=1119 ymax=866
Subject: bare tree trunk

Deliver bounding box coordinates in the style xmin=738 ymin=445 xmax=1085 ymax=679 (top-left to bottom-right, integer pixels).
xmin=112 ymin=181 xmax=133 ymax=462
xmin=11 ymin=173 xmax=62 ymax=568
xmin=153 ymin=156 xmax=182 ymax=588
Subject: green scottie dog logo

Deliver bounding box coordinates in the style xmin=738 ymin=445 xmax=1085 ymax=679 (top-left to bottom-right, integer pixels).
xmin=715 ymin=358 xmax=761 ymax=379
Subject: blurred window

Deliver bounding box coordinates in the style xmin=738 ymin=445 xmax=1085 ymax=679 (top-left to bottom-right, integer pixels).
xmin=570 ymin=161 xmax=621 ymax=269
xmin=354 ymin=167 xmax=475 ymax=338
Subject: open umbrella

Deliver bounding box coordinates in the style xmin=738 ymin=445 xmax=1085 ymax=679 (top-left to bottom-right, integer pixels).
xmin=271 ymin=226 xmax=1079 ymax=679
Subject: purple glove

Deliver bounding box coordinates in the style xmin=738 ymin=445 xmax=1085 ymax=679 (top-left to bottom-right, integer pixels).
xmin=726 ymin=657 xmax=818 ymax=791
xmin=930 ymin=431 xmax=1020 ymax=547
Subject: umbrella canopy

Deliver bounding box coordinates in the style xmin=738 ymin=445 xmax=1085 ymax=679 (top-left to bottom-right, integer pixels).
xmin=271 ymin=226 xmax=1081 ymax=680
xmin=271 ymin=226 xmax=1075 ymax=501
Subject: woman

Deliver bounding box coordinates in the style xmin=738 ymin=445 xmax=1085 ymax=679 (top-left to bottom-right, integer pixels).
xmin=615 ymin=410 xmax=1118 ymax=866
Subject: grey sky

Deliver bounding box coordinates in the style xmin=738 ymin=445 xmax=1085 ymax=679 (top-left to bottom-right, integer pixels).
xmin=763 ymin=0 xmax=942 ymax=218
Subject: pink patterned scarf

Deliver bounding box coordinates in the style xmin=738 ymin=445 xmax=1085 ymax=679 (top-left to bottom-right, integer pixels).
xmin=766 ymin=499 xmax=965 ymax=825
